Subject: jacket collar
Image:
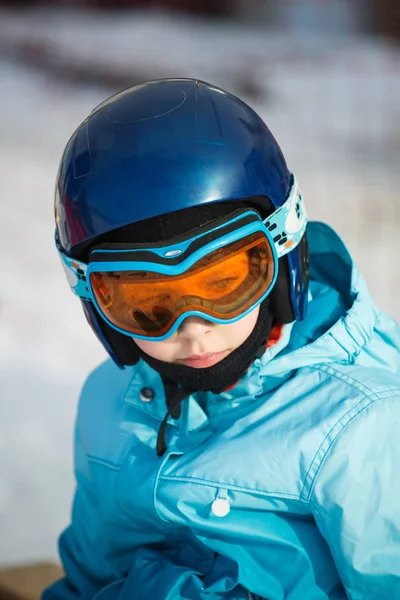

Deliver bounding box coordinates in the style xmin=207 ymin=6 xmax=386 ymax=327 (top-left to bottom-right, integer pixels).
xmin=122 ymin=321 xmax=295 ymax=430
xmin=270 ymin=222 xmax=378 ymax=372
xmin=123 ymin=359 xmax=210 ymax=432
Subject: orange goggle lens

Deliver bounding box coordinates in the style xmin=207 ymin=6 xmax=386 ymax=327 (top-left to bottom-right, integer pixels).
xmin=90 ymin=231 xmax=275 ymax=338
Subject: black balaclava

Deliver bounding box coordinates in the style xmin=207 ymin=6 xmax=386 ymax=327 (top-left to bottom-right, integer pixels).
xmin=134 ymin=298 xmax=273 ymax=393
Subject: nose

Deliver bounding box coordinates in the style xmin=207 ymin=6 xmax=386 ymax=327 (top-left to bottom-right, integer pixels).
xmin=177 ymin=316 xmax=213 ymax=339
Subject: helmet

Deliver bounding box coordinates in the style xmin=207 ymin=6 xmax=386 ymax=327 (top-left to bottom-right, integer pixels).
xmin=55 ymin=78 xmax=309 ymax=368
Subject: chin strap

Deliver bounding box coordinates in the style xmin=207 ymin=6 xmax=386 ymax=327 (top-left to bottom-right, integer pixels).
xmin=156 ymin=380 xmax=195 ymax=457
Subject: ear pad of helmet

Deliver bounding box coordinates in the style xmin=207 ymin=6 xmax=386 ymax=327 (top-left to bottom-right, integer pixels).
xmin=269 ymin=233 xmax=309 ymax=324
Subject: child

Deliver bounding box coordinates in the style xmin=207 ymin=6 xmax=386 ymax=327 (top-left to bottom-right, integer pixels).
xmin=44 ymin=78 xmax=400 ymax=600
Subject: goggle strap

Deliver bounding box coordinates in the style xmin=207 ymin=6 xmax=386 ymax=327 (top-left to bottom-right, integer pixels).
xmin=263 ymin=176 xmax=307 ymax=259
xmin=59 ymin=253 xmax=91 ymax=299
xmin=58 ymin=173 xmax=306 ymax=297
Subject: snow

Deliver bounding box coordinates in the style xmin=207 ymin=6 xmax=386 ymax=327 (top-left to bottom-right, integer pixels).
xmin=0 ymin=6 xmax=399 ymax=566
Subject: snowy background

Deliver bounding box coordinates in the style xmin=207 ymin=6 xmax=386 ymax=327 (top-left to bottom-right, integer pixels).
xmin=0 ymin=4 xmax=399 ymax=566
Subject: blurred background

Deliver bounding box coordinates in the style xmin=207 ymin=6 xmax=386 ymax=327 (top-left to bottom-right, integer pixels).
xmin=0 ymin=0 xmax=399 ymax=567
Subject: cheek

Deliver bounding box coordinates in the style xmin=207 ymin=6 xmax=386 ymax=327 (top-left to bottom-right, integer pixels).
xmin=224 ymin=305 xmax=260 ymax=348
xmin=133 ymin=337 xmax=175 ymax=362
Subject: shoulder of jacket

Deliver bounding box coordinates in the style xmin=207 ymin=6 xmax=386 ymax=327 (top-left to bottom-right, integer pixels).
xmin=300 ymin=363 xmax=400 ymax=499
xmin=79 ymin=359 xmax=132 ymax=407
xmin=313 ymin=360 xmax=400 ymax=401
xmin=309 ymin=390 xmax=400 ymax=507
xmin=75 ymin=359 xmax=139 ymax=463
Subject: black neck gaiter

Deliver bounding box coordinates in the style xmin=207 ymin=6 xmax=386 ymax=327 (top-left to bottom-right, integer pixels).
xmin=134 ymin=299 xmax=274 ymax=394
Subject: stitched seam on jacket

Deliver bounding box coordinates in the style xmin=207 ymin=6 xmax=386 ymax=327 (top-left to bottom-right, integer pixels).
xmin=311 ymin=363 xmax=398 ymax=399
xmin=308 ymin=389 xmax=400 ymax=600
xmin=301 ymin=385 xmax=396 ymax=500
xmin=85 ymin=453 xmax=153 ymax=526
xmin=83 ymin=455 xmax=140 ymax=527
xmin=158 ymin=475 xmax=304 ymax=501
xmin=86 ymin=454 xmax=122 ymax=470
xmin=300 ymin=365 xmax=400 ymax=500
xmin=301 ymin=385 xmax=400 ymax=500
xmin=153 ymin=452 xmax=184 ymax=523
xmin=276 ymin=301 xmax=377 ymax=361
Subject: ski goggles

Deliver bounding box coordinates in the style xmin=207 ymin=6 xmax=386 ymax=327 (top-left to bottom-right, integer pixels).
xmin=58 ymin=175 xmax=307 ymax=340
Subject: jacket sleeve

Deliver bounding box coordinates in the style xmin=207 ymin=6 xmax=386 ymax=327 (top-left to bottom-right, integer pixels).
xmin=42 ymin=425 xmax=253 ymax=600
xmin=310 ymin=394 xmax=400 ymax=600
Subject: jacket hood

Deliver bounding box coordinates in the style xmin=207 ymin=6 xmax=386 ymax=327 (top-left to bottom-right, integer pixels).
xmin=234 ymin=221 xmax=380 ymax=395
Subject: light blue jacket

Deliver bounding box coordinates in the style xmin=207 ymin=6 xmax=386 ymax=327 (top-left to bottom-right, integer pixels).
xmin=43 ymin=223 xmax=400 ymax=600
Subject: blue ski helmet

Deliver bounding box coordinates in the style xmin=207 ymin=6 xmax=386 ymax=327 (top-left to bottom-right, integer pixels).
xmin=55 ymin=78 xmax=309 ymax=367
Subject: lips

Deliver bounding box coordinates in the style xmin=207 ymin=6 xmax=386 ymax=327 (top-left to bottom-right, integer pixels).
xmin=178 ymin=350 xmax=229 ymax=368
